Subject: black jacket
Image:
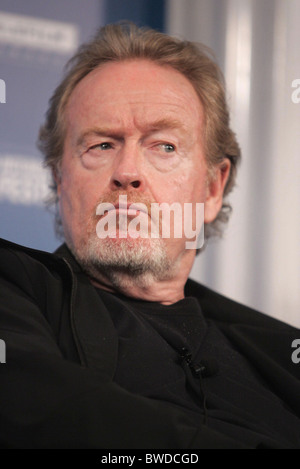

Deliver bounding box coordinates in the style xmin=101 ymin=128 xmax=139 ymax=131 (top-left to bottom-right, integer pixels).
xmin=0 ymin=238 xmax=299 ymax=449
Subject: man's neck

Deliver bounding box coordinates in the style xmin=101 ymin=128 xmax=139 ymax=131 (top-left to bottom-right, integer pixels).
xmin=87 ymin=255 xmax=194 ymax=305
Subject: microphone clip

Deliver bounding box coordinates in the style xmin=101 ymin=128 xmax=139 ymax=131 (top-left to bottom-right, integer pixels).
xmin=179 ymin=347 xmax=218 ymax=379
xmin=179 ymin=347 xmax=204 ymax=379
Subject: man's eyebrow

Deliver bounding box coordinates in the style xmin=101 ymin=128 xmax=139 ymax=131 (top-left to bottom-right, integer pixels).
xmin=141 ymin=118 xmax=187 ymax=133
xmin=76 ymin=128 xmax=122 ymax=147
xmin=76 ymin=119 xmax=188 ymax=146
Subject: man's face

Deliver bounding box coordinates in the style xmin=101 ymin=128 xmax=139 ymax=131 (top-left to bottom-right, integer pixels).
xmin=57 ymin=59 xmax=224 ymax=282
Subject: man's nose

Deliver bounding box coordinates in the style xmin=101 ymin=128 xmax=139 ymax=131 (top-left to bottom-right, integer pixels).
xmin=109 ymin=144 xmax=145 ymax=191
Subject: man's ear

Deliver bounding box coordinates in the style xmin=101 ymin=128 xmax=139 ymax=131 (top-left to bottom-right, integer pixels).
xmin=204 ymin=159 xmax=231 ymax=224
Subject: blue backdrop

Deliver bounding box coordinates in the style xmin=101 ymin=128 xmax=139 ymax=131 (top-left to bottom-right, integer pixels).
xmin=0 ymin=0 xmax=165 ymax=252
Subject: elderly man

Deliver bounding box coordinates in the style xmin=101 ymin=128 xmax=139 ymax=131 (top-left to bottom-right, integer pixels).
xmin=0 ymin=23 xmax=299 ymax=449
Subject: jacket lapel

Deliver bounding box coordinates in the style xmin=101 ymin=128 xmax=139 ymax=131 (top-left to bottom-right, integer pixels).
xmin=56 ymin=244 xmax=118 ymax=379
xmin=71 ymin=270 xmax=118 ymax=379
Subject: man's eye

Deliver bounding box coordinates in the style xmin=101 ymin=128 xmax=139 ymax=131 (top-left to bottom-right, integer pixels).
xmin=160 ymin=143 xmax=175 ymax=153
xmin=90 ymin=142 xmax=112 ymax=151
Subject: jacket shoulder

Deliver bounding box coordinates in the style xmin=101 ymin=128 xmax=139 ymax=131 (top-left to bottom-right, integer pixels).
xmin=0 ymin=237 xmax=69 ymax=286
xmin=185 ymin=277 xmax=297 ymax=331
xmin=0 ymin=237 xmax=55 ymax=260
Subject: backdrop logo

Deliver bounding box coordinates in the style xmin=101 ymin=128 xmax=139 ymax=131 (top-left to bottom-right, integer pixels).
xmin=0 ymin=154 xmax=49 ymax=206
xmin=0 ymin=340 xmax=6 ymax=363
xmin=0 ymin=79 xmax=5 ymax=103
xmin=0 ymin=11 xmax=78 ymax=54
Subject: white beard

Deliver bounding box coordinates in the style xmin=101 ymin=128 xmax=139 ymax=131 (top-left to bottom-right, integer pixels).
xmin=69 ymin=232 xmax=174 ymax=290
xmin=63 ymin=192 xmax=183 ymax=290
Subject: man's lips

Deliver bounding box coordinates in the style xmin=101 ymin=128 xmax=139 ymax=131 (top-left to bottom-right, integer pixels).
xmin=108 ymin=202 xmax=149 ymax=217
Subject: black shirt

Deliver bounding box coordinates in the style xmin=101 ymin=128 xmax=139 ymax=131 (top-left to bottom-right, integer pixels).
xmin=97 ymin=289 xmax=300 ymax=449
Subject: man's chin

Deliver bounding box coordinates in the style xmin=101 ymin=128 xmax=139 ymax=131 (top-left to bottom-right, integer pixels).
xmin=73 ymin=235 xmax=172 ymax=280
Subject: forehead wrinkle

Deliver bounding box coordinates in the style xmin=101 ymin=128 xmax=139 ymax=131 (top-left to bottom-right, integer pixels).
xmin=74 ymin=115 xmax=194 ymax=148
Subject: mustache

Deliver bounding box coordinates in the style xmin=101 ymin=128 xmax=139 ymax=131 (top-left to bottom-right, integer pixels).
xmin=92 ymin=192 xmax=155 ymax=219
